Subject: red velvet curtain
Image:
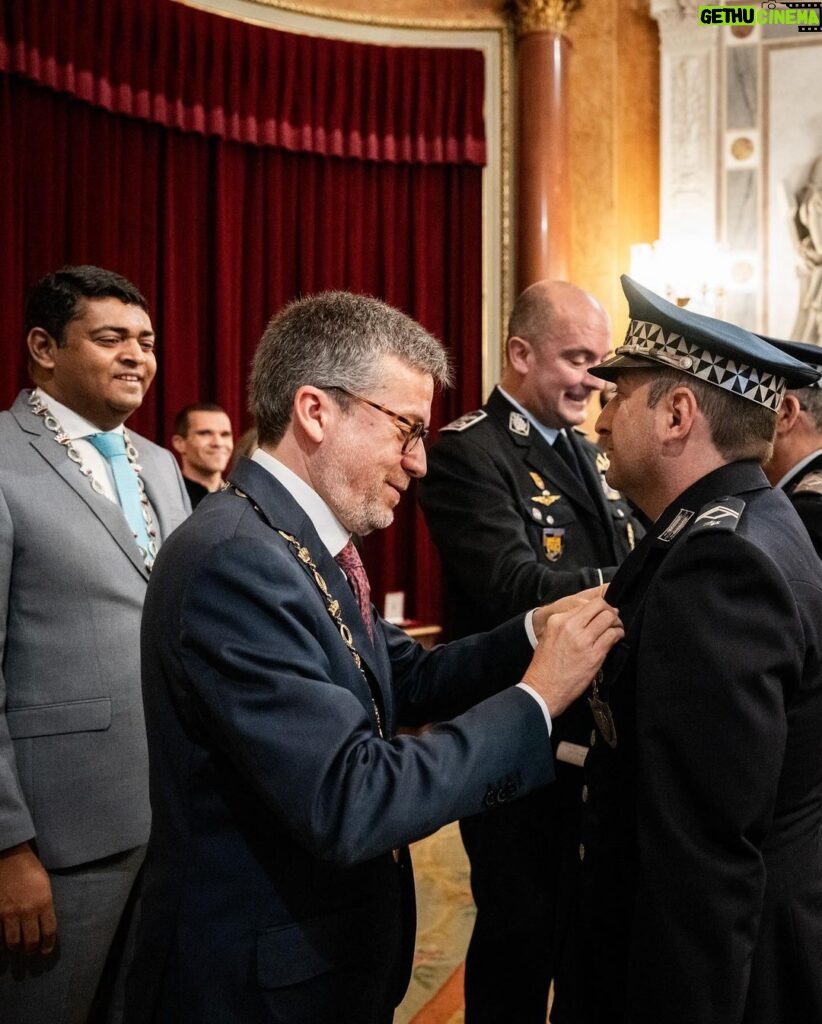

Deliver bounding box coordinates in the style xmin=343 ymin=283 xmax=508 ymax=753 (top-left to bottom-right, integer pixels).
xmin=0 ymin=0 xmax=485 ymax=625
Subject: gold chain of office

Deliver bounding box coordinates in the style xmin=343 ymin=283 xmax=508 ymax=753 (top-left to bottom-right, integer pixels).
xmin=276 ymin=528 xmax=385 ymax=739
xmin=226 ymin=483 xmax=384 ymax=737
xmin=28 ymin=389 xmax=158 ymax=564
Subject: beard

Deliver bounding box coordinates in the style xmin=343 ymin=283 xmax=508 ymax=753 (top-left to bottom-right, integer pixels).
xmin=314 ymin=442 xmax=396 ymax=537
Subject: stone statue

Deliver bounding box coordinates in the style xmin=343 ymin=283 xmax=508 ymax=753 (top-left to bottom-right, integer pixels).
xmin=791 ymin=155 xmax=822 ymax=345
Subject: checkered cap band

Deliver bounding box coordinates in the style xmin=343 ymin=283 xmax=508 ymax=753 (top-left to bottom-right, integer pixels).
xmin=621 ymin=320 xmax=787 ymax=410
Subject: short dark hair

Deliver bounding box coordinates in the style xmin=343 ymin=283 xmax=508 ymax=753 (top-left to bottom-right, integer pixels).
xmin=173 ymin=403 xmax=229 ymax=438
xmin=24 ymin=265 xmax=148 ymax=346
xmin=646 ymin=368 xmax=777 ymax=463
xmin=249 ymin=291 xmax=451 ymax=447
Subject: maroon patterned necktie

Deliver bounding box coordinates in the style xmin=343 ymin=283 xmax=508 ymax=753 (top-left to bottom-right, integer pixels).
xmin=335 ymin=539 xmax=374 ymax=642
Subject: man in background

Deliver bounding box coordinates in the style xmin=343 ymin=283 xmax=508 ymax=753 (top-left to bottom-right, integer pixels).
xmin=171 ymin=403 xmax=234 ymax=508
xmin=552 ymin=275 xmax=822 ymax=1024
xmin=761 ymin=335 xmax=822 ymax=556
xmin=419 ymin=279 xmax=641 ymax=1023
xmin=0 ymin=265 xmax=190 ymax=1024
xmin=125 ymin=290 xmax=623 ymax=1024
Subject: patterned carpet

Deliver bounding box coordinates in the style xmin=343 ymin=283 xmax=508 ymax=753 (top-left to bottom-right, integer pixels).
xmin=394 ymin=821 xmax=474 ymax=1024
xmin=395 ymin=821 xmax=554 ymax=1023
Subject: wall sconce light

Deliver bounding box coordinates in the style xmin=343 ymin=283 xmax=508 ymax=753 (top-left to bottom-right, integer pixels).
xmin=629 ymin=238 xmax=728 ymax=314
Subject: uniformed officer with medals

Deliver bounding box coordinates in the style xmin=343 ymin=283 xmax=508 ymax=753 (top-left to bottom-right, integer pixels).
xmin=551 ymin=276 xmax=822 ymax=1024
xmin=419 ymin=281 xmax=643 ymax=1024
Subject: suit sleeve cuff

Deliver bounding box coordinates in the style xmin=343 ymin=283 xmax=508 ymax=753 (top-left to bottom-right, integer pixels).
xmin=515 ymin=682 xmax=552 ymax=737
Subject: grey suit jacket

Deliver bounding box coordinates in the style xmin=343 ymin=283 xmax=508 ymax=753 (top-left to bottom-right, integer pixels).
xmin=0 ymin=390 xmax=190 ymax=869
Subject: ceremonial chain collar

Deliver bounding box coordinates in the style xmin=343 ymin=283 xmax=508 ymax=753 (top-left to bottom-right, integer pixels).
xmin=28 ymin=390 xmax=159 ymax=567
xmin=228 ymin=484 xmax=384 ymax=738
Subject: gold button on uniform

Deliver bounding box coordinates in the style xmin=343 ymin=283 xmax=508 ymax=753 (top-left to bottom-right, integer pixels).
xmin=581 ymin=785 xmax=589 ymax=803
xmin=579 ymin=843 xmax=585 ymax=862
xmin=590 ymin=729 xmax=597 ymax=747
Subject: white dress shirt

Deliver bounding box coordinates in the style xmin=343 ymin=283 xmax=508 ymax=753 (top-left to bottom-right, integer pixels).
xmin=33 ymin=387 xmax=125 ymax=504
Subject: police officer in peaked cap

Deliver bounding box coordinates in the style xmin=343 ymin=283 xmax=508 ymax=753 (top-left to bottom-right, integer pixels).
xmin=759 ymin=334 xmax=822 ymax=557
xmin=551 ymin=276 xmax=822 ymax=1024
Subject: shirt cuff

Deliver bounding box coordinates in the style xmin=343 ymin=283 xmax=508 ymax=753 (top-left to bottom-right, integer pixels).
xmin=516 ymin=682 xmax=553 ymax=737
xmin=524 ymin=608 xmax=538 ymax=649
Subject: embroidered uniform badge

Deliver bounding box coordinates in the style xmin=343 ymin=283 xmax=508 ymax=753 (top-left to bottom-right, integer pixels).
xmin=542 ymin=528 xmax=565 ymax=561
xmin=693 ymin=504 xmax=741 ymax=528
xmin=657 ymin=508 xmax=695 ymax=543
xmin=509 ymin=411 xmax=530 ymax=437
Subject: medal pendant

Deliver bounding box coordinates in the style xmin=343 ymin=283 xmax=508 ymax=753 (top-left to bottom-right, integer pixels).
xmin=589 ymin=692 xmax=617 ymax=748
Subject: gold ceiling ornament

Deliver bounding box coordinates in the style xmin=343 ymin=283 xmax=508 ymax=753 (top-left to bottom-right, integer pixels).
xmin=508 ymin=0 xmax=583 ymax=36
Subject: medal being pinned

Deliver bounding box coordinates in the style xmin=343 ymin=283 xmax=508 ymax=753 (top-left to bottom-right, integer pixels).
xmin=589 ymin=671 xmax=617 ymax=748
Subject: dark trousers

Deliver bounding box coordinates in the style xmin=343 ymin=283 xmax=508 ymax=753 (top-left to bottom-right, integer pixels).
xmin=462 ymin=779 xmax=581 ymax=1024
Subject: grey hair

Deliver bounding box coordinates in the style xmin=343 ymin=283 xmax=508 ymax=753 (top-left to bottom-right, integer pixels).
xmin=795 ymin=386 xmax=822 ymax=432
xmin=249 ymin=291 xmax=452 ymax=446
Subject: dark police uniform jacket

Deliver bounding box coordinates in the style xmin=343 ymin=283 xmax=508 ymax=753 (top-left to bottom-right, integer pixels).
xmin=781 ymin=449 xmax=822 ymax=558
xmin=418 ymin=387 xmax=642 ymax=1020
xmin=420 ymin=386 xmax=641 ymax=750
xmin=553 ymin=460 xmax=822 ymax=1024
xmin=419 ymin=387 xmax=640 ymax=639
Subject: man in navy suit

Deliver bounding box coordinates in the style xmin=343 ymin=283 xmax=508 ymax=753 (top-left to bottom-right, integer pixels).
xmin=125 ymin=291 xmax=623 ymax=1024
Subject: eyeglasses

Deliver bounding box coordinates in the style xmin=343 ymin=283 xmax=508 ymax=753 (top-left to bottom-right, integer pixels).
xmin=328 ymin=386 xmax=429 ymax=454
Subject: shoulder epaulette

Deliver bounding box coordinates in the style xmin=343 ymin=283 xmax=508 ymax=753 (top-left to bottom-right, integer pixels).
xmin=687 ymin=495 xmax=746 ymax=538
xmin=440 ymin=409 xmax=487 ymax=433
xmin=793 ymin=470 xmax=822 ymax=497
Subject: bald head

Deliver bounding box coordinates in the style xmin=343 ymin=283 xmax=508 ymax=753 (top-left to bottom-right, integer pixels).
xmin=502 ymin=281 xmax=611 ymax=430
xmin=507 ymin=281 xmax=609 ymax=352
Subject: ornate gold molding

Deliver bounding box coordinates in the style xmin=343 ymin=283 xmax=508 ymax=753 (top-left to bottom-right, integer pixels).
xmin=241 ymin=0 xmax=505 ymax=29
xmin=508 ymin=0 xmax=582 ymax=36
xmin=497 ymin=20 xmax=514 ymax=370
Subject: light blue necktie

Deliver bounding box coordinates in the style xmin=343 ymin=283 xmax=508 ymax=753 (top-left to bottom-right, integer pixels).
xmin=86 ymin=432 xmax=154 ymax=566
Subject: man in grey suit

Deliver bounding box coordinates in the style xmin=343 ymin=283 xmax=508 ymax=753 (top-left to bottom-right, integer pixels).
xmin=0 ymin=266 xmax=190 ymax=1023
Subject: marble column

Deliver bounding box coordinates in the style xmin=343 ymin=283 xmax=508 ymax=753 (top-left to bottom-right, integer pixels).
xmin=511 ymin=0 xmax=580 ymax=291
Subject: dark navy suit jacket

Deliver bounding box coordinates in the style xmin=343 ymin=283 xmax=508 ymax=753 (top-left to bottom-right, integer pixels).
xmin=126 ymin=457 xmax=554 ymax=1024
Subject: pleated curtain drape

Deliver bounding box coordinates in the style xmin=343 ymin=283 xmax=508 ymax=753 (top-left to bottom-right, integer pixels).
xmin=0 ymin=0 xmax=487 ymax=624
